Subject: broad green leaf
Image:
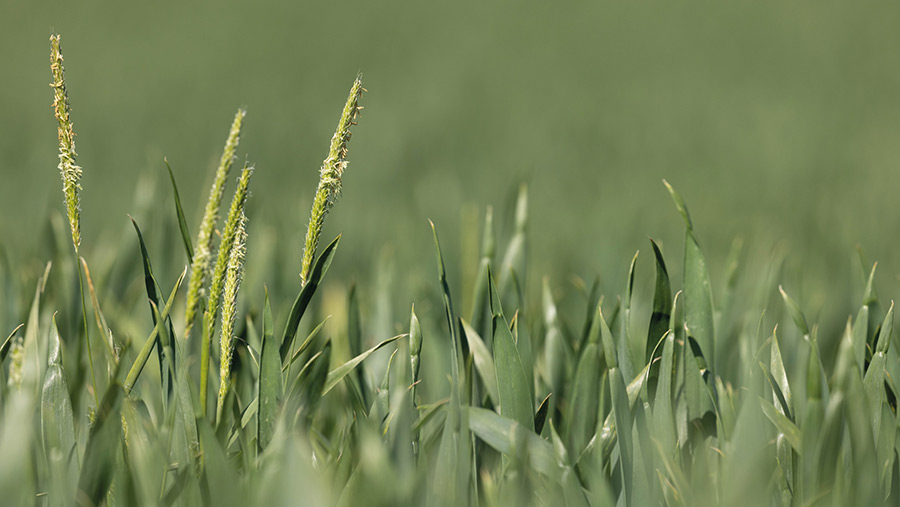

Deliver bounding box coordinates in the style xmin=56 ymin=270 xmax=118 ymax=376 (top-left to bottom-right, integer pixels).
xmin=470 ymin=207 xmax=494 ymax=338
xmin=598 ymin=308 xmax=617 ymax=369
xmin=288 ymin=340 xmax=331 ymax=425
xmin=631 ymin=403 xmax=655 ymax=506
xmin=460 ymin=319 xmax=499 ymax=405
xmin=279 ymin=235 xmax=341 ymax=362
xmin=662 ymin=179 xmax=692 ymax=231
xmin=430 ymin=221 xmax=462 ymax=395
xmin=652 ymin=439 xmax=691 ymax=506
xmin=123 ymin=268 xmax=186 ymax=394
xmin=510 ymin=298 xmax=535 ymax=401
xmin=77 ymin=382 xmax=124 ymax=505
xmin=433 ymin=406 xmax=472 ymax=506
xmin=466 ymin=406 xmax=561 ymax=482
xmin=759 ymin=361 xmax=792 ymax=424
xmin=610 ymin=366 xmax=633 ymax=504
xmin=197 ymin=419 xmax=243 ymax=505
xmin=258 ymin=290 xmax=281 ymax=452
xmin=41 ymin=316 xmax=78 ymax=501
xmin=283 ymin=317 xmax=330 ymax=372
xmin=877 ymin=401 xmax=896 ymax=499
xmin=22 ymin=262 xmax=51 ymax=392
xmin=578 ymin=276 xmax=602 ymax=350
xmin=864 ymin=303 xmax=893 ymax=439
xmin=409 ymin=305 xmax=423 ymax=403
xmin=164 ymin=158 xmax=194 ymax=263
xmin=618 ymin=251 xmax=638 ymax=381
xmin=534 ymin=393 xmax=551 ymax=435
xmin=498 ymin=183 xmax=527 ymax=296
xmin=758 ymin=397 xmax=801 ymax=451
xmin=779 ymin=285 xmax=810 ymax=336
xmin=130 ymin=216 xmax=177 ymax=399
xmin=542 ymin=278 xmax=568 ymax=410
xmin=647 ymin=239 xmax=672 ymax=367
xmin=565 ymin=340 xmax=600 ymax=457
xmin=173 ymin=329 xmax=200 ymax=467
xmin=347 ymin=284 xmax=367 ymax=406
xmin=852 ymin=305 xmax=870 ymax=374
xmin=665 ymin=181 xmax=715 ymax=372
xmin=769 ymin=328 xmax=793 ymax=419
xmin=322 ymin=334 xmax=405 ymax=395
xmin=492 ymin=314 xmax=533 ymax=430
xmin=652 ymin=330 xmax=676 ymax=458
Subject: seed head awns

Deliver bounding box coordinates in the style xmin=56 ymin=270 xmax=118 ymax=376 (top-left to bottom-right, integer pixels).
xmin=50 ymin=34 xmax=82 ymax=252
xmin=299 ymin=76 xmax=364 ymax=285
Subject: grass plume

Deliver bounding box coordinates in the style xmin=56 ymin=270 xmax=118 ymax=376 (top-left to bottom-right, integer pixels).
xmin=200 ymin=164 xmax=253 ymax=417
xmin=51 ymin=34 xmax=99 ymax=406
xmin=216 ymin=212 xmax=248 ymax=423
xmin=184 ymin=109 xmax=246 ymax=340
xmin=50 ymin=34 xmax=82 ymax=253
xmin=300 ymin=75 xmax=364 ymax=285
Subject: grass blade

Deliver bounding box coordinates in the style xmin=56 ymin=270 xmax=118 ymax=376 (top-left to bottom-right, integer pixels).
xmin=460 ymin=318 xmax=499 ymax=405
xmin=41 ymin=316 xmax=78 ymax=500
xmin=466 ymin=406 xmax=561 ymax=482
xmin=258 ymin=289 xmax=281 ymax=452
xmin=778 ymin=285 xmax=810 ymax=337
xmin=0 ymin=323 xmax=23 ymax=363
xmin=77 ymin=382 xmax=124 ymax=505
xmin=664 ymin=180 xmax=715 ymax=372
xmin=566 ymin=305 xmax=602 ymax=458
xmin=123 ymin=268 xmax=186 ymax=394
xmin=164 ymin=158 xmax=194 ymax=263
xmin=470 ymin=207 xmax=494 ymax=337
xmin=279 ymin=235 xmax=341 ymax=362
xmin=130 ymin=216 xmax=176 ymax=399
xmin=759 ymin=396 xmax=801 ymax=451
xmin=322 ymin=334 xmax=406 ymax=395
xmin=647 ymin=239 xmax=672 ymax=371
xmin=492 ymin=311 xmax=533 ymax=429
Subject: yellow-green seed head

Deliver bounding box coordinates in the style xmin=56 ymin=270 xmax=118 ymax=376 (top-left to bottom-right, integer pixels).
xmin=300 ymin=76 xmax=364 ymax=285
xmin=184 ymin=108 xmax=246 ymax=339
xmin=50 ymin=34 xmax=82 ymax=252
xmin=217 ymin=212 xmax=248 ymax=421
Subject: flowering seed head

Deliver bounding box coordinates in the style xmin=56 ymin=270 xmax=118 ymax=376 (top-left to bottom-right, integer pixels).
xmin=50 ymin=35 xmax=82 ymax=252
xmin=300 ymin=75 xmax=364 ymax=285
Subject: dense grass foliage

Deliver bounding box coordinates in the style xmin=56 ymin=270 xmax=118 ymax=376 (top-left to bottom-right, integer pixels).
xmin=3 ymin=34 xmax=900 ymax=507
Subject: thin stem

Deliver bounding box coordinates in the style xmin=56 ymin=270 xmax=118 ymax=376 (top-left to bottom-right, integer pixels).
xmin=77 ymin=254 xmax=99 ymax=407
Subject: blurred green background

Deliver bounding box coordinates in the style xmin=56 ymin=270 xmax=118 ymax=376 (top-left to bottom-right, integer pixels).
xmin=2 ymin=0 xmax=900 ymax=339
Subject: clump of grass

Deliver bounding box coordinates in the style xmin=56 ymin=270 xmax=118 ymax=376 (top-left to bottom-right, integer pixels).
xmin=12 ymin=33 xmax=900 ymax=507
xmin=184 ymin=109 xmax=246 ymax=340
xmin=300 ymin=75 xmax=364 ymax=285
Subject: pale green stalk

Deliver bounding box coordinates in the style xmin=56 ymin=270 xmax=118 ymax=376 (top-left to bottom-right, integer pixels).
xmin=216 ymin=212 xmax=247 ymax=424
xmin=184 ymin=109 xmax=246 ymax=340
xmin=51 ymin=34 xmax=98 ymax=406
xmin=200 ymin=165 xmax=253 ymax=417
xmin=300 ymin=76 xmax=363 ymax=285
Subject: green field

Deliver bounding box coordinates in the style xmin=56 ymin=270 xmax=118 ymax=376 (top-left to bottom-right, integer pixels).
xmin=2 ymin=2 xmax=900 ymax=505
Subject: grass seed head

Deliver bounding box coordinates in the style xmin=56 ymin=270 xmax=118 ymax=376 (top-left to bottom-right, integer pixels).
xmin=300 ymin=75 xmax=364 ymax=285
xmin=217 ymin=211 xmax=248 ymax=421
xmin=184 ymin=108 xmax=246 ymax=339
xmin=50 ymin=34 xmax=82 ymax=252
